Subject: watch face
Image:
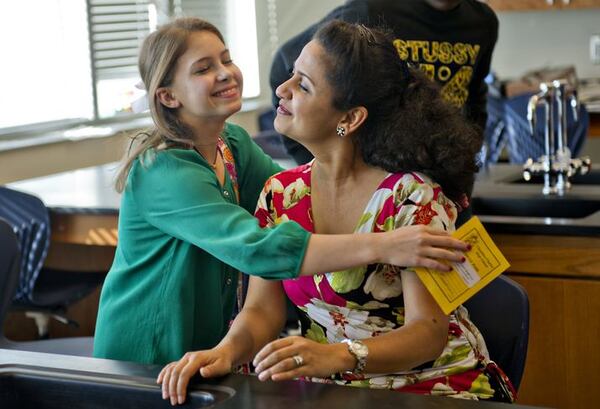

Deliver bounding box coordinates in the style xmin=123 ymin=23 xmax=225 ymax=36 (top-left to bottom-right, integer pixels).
xmin=351 ymin=341 xmax=369 ymax=358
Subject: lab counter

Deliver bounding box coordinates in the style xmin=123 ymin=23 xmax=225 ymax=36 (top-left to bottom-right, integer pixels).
xmin=0 ymin=349 xmax=542 ymax=409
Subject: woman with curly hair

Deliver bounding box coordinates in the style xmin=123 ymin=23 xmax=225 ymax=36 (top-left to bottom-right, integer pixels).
xmin=158 ymin=20 xmax=514 ymax=404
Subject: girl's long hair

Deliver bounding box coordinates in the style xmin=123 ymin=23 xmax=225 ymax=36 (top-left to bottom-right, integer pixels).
xmin=115 ymin=17 xmax=224 ymax=192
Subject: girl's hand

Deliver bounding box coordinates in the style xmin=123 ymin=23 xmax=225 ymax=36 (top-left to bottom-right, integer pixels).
xmin=157 ymin=348 xmax=233 ymax=406
xmin=382 ymin=225 xmax=469 ymax=271
xmin=253 ymin=336 xmax=352 ymax=381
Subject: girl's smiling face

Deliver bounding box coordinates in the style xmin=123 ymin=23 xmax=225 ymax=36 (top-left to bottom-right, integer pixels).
xmin=163 ymin=30 xmax=243 ymax=124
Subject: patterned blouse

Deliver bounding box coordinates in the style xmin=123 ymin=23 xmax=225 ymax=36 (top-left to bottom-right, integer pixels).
xmin=254 ymin=162 xmax=499 ymax=400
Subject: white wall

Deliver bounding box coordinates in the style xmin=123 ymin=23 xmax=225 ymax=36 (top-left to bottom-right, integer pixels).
xmin=273 ymin=0 xmax=344 ymax=44
xmin=254 ymin=0 xmax=345 ymax=102
xmin=492 ymin=9 xmax=600 ymax=79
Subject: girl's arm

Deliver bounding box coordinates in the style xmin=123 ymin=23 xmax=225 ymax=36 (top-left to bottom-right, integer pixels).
xmin=135 ymin=151 xmax=467 ymax=282
xmin=232 ymin=124 xmax=468 ymax=276
xmin=301 ymin=225 xmax=465 ymax=276
xmin=157 ymin=276 xmax=287 ymax=405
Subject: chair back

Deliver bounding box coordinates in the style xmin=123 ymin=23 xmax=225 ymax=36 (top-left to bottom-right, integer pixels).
xmin=0 ymin=218 xmax=21 ymax=332
xmin=0 ymin=187 xmax=50 ymax=302
xmin=0 ymin=218 xmax=95 ymax=355
xmin=464 ymin=275 xmax=530 ymax=391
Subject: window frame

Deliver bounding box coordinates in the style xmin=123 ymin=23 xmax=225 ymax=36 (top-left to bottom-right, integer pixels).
xmin=0 ymin=0 xmax=267 ymax=141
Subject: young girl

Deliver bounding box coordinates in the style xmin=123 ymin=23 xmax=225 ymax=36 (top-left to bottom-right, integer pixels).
xmin=158 ymin=21 xmax=514 ymax=404
xmin=93 ymin=18 xmax=468 ymax=367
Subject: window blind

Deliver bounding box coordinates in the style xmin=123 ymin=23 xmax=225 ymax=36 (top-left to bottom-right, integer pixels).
xmin=88 ymin=0 xmax=151 ymax=79
xmin=87 ymin=0 xmax=153 ymax=117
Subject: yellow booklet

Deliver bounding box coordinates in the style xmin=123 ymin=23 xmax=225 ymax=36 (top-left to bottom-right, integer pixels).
xmin=414 ymin=216 xmax=510 ymax=315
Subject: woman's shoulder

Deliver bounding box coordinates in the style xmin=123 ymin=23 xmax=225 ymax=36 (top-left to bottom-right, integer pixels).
xmin=385 ymin=171 xmax=457 ymax=226
xmin=384 ymin=171 xmax=451 ymax=205
xmin=382 ymin=171 xmax=438 ymax=191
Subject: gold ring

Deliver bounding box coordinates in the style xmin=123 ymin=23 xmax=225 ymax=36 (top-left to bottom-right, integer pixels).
xmin=292 ymin=355 xmax=304 ymax=367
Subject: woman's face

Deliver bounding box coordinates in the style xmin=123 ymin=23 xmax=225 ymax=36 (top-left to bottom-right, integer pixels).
xmin=167 ymin=30 xmax=243 ymax=124
xmin=274 ymin=40 xmax=342 ymax=145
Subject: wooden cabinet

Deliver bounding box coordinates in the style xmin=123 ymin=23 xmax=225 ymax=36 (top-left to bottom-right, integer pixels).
xmin=492 ymin=233 xmax=600 ymax=408
xmin=485 ymin=0 xmax=600 ymax=11
xmin=590 ymin=113 xmax=600 ymax=138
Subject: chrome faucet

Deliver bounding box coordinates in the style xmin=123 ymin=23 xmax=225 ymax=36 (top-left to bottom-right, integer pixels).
xmin=523 ymin=80 xmax=591 ymax=196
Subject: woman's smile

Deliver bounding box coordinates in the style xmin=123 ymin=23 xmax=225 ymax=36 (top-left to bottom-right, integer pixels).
xmin=277 ymin=102 xmax=292 ymax=115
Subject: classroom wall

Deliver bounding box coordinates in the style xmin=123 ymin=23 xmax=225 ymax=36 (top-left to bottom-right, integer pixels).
xmin=493 ymin=9 xmax=600 ymax=79
xmin=3 ymin=1 xmax=599 ymax=183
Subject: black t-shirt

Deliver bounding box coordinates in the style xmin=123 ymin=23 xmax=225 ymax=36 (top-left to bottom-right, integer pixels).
xmin=269 ymin=0 xmax=498 ymax=164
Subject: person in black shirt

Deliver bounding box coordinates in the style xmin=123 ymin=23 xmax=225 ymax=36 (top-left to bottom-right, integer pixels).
xmin=269 ymin=0 xmax=498 ymax=225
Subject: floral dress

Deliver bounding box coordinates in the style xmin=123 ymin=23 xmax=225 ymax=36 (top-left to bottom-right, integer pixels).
xmin=254 ymin=162 xmax=507 ymax=400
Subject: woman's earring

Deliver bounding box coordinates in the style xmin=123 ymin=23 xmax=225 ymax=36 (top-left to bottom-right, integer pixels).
xmin=336 ymin=126 xmax=346 ymax=137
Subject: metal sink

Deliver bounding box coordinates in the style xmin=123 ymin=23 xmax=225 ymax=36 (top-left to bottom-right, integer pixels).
xmin=472 ymin=196 xmax=600 ymax=219
xmin=505 ymin=169 xmax=600 ymax=185
xmin=0 ymin=366 xmax=235 ymax=409
xmin=471 ymin=164 xmax=600 ymax=235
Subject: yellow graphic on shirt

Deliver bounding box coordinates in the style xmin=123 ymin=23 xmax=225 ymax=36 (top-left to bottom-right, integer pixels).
xmin=440 ymin=66 xmax=473 ymax=107
xmin=393 ymin=39 xmax=480 ymax=108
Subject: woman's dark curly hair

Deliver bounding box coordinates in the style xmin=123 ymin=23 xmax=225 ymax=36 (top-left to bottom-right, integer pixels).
xmin=313 ymin=20 xmax=480 ymax=203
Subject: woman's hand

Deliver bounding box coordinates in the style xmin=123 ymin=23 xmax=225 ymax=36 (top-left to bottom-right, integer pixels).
xmin=157 ymin=347 xmax=233 ymax=406
xmin=253 ymin=336 xmax=353 ymax=381
xmin=380 ymin=225 xmax=469 ymax=271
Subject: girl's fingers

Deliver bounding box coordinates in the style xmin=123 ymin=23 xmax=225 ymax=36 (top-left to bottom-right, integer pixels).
xmin=413 ymin=257 xmax=451 ymax=272
xmin=157 ymin=365 xmax=167 ymax=384
xmin=200 ymin=359 xmax=231 ymax=378
xmin=169 ymin=359 xmax=188 ymax=406
xmin=175 ymin=361 xmax=199 ymax=405
xmin=426 ymin=234 xmax=469 ymax=251
xmin=420 ymin=247 xmax=464 ymax=263
xmin=160 ymin=364 xmax=174 ymax=400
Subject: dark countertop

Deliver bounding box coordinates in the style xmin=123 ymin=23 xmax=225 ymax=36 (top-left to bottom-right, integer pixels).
xmin=6 ymin=162 xmax=121 ymax=215
xmin=0 ymin=349 xmax=543 ymax=409
xmin=472 ymin=164 xmax=600 ymax=236
xmin=7 ymin=162 xmax=599 ymax=236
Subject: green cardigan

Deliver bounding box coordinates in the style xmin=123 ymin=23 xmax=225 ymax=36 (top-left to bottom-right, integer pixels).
xmin=93 ymin=123 xmax=310 ymax=365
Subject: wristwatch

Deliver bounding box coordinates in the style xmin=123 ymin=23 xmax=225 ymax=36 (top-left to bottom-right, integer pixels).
xmin=342 ymin=339 xmax=369 ymax=374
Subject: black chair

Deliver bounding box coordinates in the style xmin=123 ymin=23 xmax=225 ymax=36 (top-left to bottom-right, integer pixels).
xmin=464 ymin=275 xmax=530 ymax=391
xmin=0 ymin=218 xmax=93 ymax=356
xmin=0 ymin=186 xmax=104 ymax=340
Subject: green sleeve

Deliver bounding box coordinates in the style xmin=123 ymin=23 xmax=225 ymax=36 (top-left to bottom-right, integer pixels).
xmin=224 ymin=123 xmax=284 ymax=213
xmin=129 ymin=149 xmax=308 ymax=279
